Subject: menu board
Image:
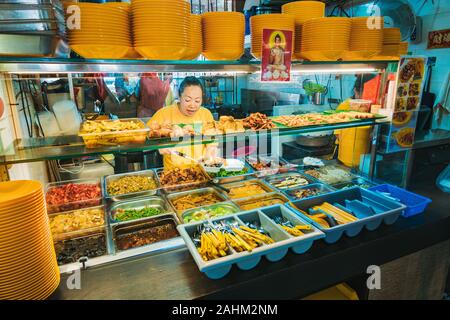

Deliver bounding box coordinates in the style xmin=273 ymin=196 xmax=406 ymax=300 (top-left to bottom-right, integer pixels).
xmin=386 ymin=57 xmax=428 ymax=153
xmin=261 ymin=29 xmax=293 ymax=82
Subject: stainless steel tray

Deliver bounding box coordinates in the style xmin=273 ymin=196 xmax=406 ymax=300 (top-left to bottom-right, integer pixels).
xmin=208 ymin=162 xmax=255 ymax=184
xmin=246 ymin=155 xmax=293 ymax=177
xmin=109 ymin=196 xmax=172 ymax=224
xmin=0 ymin=33 xmax=69 ymax=57
xmin=221 ymin=179 xmax=276 ymax=200
xmin=181 ymin=202 xmax=240 ymax=224
xmin=0 ymin=5 xmax=56 ymax=21
xmin=264 ymin=171 xmax=318 ymax=190
xmin=104 ymin=169 xmax=159 ymax=201
xmin=166 ymin=187 xmax=229 ymax=214
xmin=0 ymin=20 xmax=59 ymax=32
xmin=233 ymin=192 xmax=289 ymax=211
xmin=155 ymin=167 xmax=210 ymax=194
xmin=112 ymin=214 xmax=180 ymax=253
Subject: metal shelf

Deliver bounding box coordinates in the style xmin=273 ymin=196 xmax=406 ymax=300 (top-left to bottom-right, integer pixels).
xmin=0 ymin=118 xmax=389 ymax=165
xmin=0 ymin=57 xmax=397 ymax=74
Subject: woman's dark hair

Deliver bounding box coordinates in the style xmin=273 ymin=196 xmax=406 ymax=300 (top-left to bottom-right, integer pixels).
xmin=178 ymin=76 xmax=204 ymax=97
xmin=275 ymin=34 xmax=281 ymax=42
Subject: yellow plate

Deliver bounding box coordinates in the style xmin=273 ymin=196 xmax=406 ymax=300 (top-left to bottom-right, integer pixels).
xmin=0 ymin=181 xmax=42 ymax=204
xmin=395 ymin=128 xmax=414 ymax=148
xmin=203 ymin=51 xmax=244 ymax=61
xmin=300 ymin=50 xmax=346 ymax=61
xmin=0 ymin=192 xmax=43 ymax=209
xmin=135 ymin=46 xmax=189 ymax=60
xmin=70 ymin=44 xmax=129 ymax=59
xmin=0 ymin=200 xmax=45 ymax=216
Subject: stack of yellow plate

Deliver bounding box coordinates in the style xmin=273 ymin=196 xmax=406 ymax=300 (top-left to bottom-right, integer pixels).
xmin=379 ymin=27 xmax=401 ymax=59
xmin=183 ymin=14 xmax=202 ymax=60
xmin=0 ymin=181 xmax=60 ymax=300
xmin=250 ymin=14 xmax=295 ymax=59
xmin=65 ymin=2 xmax=131 ymax=59
xmin=346 ymin=17 xmax=383 ymax=60
xmin=398 ymin=42 xmax=409 ymax=55
xmin=131 ymin=0 xmax=190 ymax=60
xmin=301 ymin=17 xmax=351 ymax=61
xmin=281 ymin=1 xmax=325 ymax=60
xmin=202 ymin=12 xmax=245 ymax=61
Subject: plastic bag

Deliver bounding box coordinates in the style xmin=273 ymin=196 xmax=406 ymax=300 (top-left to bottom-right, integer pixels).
xmin=436 ymin=164 xmax=450 ymax=193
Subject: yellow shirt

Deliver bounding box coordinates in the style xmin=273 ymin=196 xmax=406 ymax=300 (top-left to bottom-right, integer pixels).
xmin=147 ymin=103 xmax=215 ymax=169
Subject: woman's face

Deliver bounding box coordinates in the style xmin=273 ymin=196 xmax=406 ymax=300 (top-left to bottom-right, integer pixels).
xmin=179 ymin=85 xmax=203 ymax=117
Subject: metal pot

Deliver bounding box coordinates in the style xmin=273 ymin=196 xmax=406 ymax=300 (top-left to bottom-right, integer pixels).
xmin=295 ymin=131 xmax=334 ymax=147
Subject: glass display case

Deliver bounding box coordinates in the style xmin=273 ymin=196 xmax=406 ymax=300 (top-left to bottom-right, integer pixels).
xmin=0 ymin=58 xmax=400 ymax=273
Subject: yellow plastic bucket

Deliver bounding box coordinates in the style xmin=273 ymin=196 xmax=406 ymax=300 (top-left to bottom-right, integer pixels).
xmin=336 ymin=126 xmax=371 ymax=168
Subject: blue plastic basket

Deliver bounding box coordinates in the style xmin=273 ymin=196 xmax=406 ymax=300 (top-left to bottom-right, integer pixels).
xmin=368 ymin=184 xmax=432 ymax=218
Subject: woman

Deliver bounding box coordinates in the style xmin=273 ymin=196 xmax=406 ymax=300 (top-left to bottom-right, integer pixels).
xmin=147 ymin=76 xmax=218 ymax=169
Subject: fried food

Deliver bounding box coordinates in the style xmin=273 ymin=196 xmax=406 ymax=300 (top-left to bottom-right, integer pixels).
xmin=148 ymin=121 xmax=196 ymax=138
xmin=80 ymin=119 xmax=145 ymax=134
xmin=243 ymin=113 xmax=276 ymax=130
xmin=172 ymin=192 xmax=224 ymax=212
xmin=159 ymin=167 xmax=207 ymax=187
xmin=238 ymin=197 xmax=286 ymax=210
xmin=49 ymin=208 xmax=105 ymax=235
xmin=274 ymin=112 xmax=374 ymax=128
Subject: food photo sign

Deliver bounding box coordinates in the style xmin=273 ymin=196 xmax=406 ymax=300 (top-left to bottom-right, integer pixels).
xmin=261 ymin=29 xmax=293 ymax=82
xmin=386 ymin=56 xmax=429 ymax=153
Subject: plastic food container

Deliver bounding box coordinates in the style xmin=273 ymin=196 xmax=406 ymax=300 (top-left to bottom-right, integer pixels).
xmin=332 ymin=177 xmax=378 ymax=190
xmin=104 ymin=169 xmax=159 ymax=201
xmin=166 ymin=187 xmax=229 ymax=214
xmin=221 ymin=179 xmax=275 ymax=200
xmin=45 ymin=178 xmax=102 ymax=214
xmin=53 ymin=227 xmax=108 ymax=266
xmin=283 ymin=183 xmax=335 ymax=201
xmin=246 ymin=155 xmax=293 ymax=177
xmin=287 ymin=187 xmax=406 ymax=244
xmin=234 ymin=192 xmax=289 ymax=211
xmin=368 ymin=184 xmax=432 ymax=218
xmin=177 ymin=204 xmax=324 ymax=279
xmin=265 ymin=172 xmax=318 ymax=190
xmin=109 ymin=196 xmax=172 ymax=224
xmin=208 ymin=162 xmax=255 ymax=184
xmin=48 ymin=205 xmax=106 ymax=237
xmin=78 ymin=118 xmax=149 ymax=148
xmin=181 ymin=202 xmax=240 ymax=224
xmin=349 ymin=99 xmax=372 ymax=112
xmin=112 ymin=215 xmax=179 ymax=252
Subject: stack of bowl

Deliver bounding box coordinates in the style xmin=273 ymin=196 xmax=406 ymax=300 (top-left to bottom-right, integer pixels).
xmin=65 ymin=2 xmax=131 ymax=59
xmin=183 ymin=14 xmax=202 ymax=60
xmin=131 ymin=0 xmax=190 ymax=60
xmin=250 ymin=14 xmax=295 ymax=59
xmin=281 ymin=1 xmax=325 ymax=60
xmin=382 ymin=27 xmax=401 ymax=57
xmin=0 ymin=181 xmax=60 ymax=300
xmin=301 ymin=17 xmax=351 ymax=61
xmin=346 ymin=17 xmax=384 ymax=60
xmin=201 ymin=12 xmax=245 ymax=60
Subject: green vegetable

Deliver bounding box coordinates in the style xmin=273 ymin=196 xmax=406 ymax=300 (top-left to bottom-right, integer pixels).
xmin=210 ymin=167 xmax=248 ymax=178
xmin=303 ymin=82 xmax=327 ymax=95
xmin=115 ymin=207 xmax=162 ymax=222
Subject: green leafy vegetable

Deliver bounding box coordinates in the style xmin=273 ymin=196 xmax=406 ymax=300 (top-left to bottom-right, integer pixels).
xmin=115 ymin=207 xmax=162 ymax=222
xmin=210 ymin=167 xmax=249 ymax=178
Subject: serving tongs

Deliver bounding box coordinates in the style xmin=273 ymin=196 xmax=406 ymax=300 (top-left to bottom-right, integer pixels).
xmin=169 ymin=150 xmax=230 ymax=194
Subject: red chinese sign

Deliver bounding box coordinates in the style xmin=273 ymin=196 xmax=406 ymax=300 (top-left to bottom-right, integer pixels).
xmin=427 ymin=28 xmax=450 ymax=49
xmin=261 ymin=29 xmax=293 ymax=82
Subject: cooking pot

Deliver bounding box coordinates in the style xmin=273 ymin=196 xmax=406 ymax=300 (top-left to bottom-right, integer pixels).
xmin=295 ymin=131 xmax=334 ymax=147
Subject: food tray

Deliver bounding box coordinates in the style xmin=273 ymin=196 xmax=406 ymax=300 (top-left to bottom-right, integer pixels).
xmin=78 ymin=118 xmax=149 ymax=148
xmin=166 ymin=187 xmax=229 ymax=214
xmin=368 ymin=184 xmax=432 ymax=218
xmin=221 ymin=179 xmax=276 ymax=200
xmin=246 ymin=155 xmax=294 ymax=177
xmin=155 ymin=167 xmax=210 ymax=194
xmin=177 ymin=205 xmax=324 ymax=279
xmin=48 ymin=205 xmax=106 ymax=237
xmin=53 ymin=226 xmax=108 ymax=266
xmin=265 ymin=171 xmax=318 ymax=191
xmin=302 ymin=165 xmax=357 ymax=186
xmin=103 ymin=169 xmax=159 ymax=201
xmin=208 ymin=162 xmax=255 ymax=184
xmin=282 ymin=183 xmax=335 ymax=201
xmin=331 ymin=177 xmax=378 ymax=190
xmin=287 ymin=187 xmax=406 ymax=244
xmin=181 ymin=202 xmax=240 ymax=224
xmin=112 ymin=214 xmax=179 ymax=252
xmin=233 ymin=192 xmax=289 ymax=211
xmin=45 ymin=178 xmax=102 ymax=214
xmin=109 ymin=196 xmax=173 ymax=224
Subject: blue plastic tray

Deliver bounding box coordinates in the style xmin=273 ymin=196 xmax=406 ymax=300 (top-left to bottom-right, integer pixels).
xmin=177 ymin=205 xmax=324 ymax=279
xmin=368 ymin=184 xmax=432 ymax=218
xmin=287 ymin=187 xmax=406 ymax=244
